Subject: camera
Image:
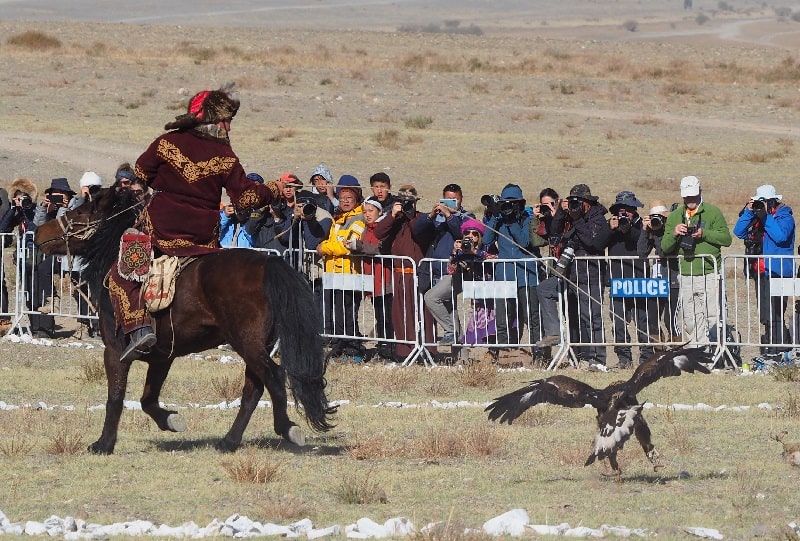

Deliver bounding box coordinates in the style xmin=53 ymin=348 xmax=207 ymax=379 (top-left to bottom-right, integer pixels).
xmin=617 ymin=215 xmax=630 ymax=228
xmin=539 ymin=204 xmax=552 ymax=218
xmin=271 ymin=197 xmax=288 ymax=213
xmin=752 ymin=199 xmax=766 ymax=213
xmin=555 ymin=245 xmax=576 ymax=273
xmin=47 ymin=194 xmax=66 ymax=206
xmin=297 ymin=198 xmax=317 ymax=219
xmin=499 ymin=199 xmax=524 ymax=218
xmin=400 ymin=198 xmax=416 ymax=214
xmin=481 ymin=194 xmax=500 ymax=209
xmin=461 ymin=237 xmax=473 ymax=253
xmin=16 ymin=193 xmax=34 ymax=211
xmin=679 ymin=225 xmax=698 ymax=252
xmin=649 ymin=214 xmax=664 ymax=229
xmin=567 ymin=197 xmax=583 ymax=213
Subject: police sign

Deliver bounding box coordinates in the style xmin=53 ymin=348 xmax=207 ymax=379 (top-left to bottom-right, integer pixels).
xmin=610 ymin=278 xmax=669 ymax=298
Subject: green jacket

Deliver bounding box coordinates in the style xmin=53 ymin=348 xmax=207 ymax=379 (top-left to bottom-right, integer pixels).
xmin=661 ymin=201 xmax=732 ymax=276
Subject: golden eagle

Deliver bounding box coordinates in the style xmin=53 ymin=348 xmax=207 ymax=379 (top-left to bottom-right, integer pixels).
xmin=485 ymin=347 xmax=711 ymax=478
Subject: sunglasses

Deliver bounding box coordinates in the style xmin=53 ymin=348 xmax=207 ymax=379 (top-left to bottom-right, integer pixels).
xmin=463 ymin=229 xmax=481 ymax=237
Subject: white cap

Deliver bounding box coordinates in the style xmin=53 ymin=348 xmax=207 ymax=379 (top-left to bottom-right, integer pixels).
xmin=679 ymin=175 xmax=701 ymax=197
xmin=751 ymin=184 xmax=782 ymax=201
xmin=79 ymin=171 xmax=103 ymax=188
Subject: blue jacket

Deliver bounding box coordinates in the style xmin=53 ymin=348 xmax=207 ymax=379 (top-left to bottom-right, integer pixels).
xmin=412 ymin=208 xmax=475 ymax=279
xmin=219 ymin=210 xmax=255 ymax=248
xmin=733 ymin=203 xmax=795 ymax=277
xmin=482 ymin=213 xmax=539 ymax=287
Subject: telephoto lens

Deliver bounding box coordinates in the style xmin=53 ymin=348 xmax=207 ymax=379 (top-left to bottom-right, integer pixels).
xmin=461 ymin=238 xmax=473 ymax=253
xmin=301 ymin=201 xmax=317 ymax=218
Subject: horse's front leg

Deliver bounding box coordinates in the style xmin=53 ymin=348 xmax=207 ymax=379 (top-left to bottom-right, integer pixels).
xmin=89 ymin=347 xmax=132 ymax=454
xmin=263 ymin=361 xmax=304 ymax=446
xmin=140 ymin=359 xmax=185 ymax=433
xmin=219 ymin=366 xmax=264 ymax=452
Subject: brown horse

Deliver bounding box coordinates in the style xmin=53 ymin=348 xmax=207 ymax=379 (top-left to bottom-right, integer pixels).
xmin=35 ymin=188 xmax=335 ymax=454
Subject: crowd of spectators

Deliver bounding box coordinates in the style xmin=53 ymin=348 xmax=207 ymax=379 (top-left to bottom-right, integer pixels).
xmin=1 ymin=167 xmax=798 ymax=368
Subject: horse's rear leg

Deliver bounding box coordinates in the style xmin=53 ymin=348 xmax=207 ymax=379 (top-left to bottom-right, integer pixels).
xmin=220 ymin=366 xmax=264 ymax=452
xmin=140 ymin=360 xmax=185 ymax=433
xmin=89 ymin=348 xmax=132 ymax=454
xmin=263 ymin=361 xmax=304 ymax=446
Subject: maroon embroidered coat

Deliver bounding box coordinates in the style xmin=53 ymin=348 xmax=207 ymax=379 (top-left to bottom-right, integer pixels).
xmin=134 ymin=129 xmax=280 ymax=256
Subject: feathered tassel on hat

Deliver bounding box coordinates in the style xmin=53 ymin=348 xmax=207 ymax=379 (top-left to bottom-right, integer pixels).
xmin=165 ymin=82 xmax=240 ymax=131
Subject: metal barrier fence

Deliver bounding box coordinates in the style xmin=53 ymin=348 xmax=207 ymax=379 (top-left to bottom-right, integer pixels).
xmin=4 ymin=227 xmax=799 ymax=370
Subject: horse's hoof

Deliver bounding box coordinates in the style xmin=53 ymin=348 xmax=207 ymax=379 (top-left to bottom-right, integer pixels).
xmin=166 ymin=414 xmax=187 ymax=432
xmin=87 ymin=442 xmax=113 ymax=455
xmin=287 ymin=425 xmax=305 ymax=446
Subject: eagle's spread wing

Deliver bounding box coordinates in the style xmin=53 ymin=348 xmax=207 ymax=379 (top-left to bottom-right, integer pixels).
xmin=624 ymin=347 xmax=711 ymax=396
xmin=584 ymin=404 xmax=644 ymax=466
xmin=485 ymin=375 xmax=598 ymax=425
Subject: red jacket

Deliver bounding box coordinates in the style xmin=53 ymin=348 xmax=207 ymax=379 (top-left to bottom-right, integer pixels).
xmin=135 ymin=129 xmax=280 ymax=256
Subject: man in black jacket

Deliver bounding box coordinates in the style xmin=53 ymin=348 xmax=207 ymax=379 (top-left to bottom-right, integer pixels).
xmin=536 ymin=184 xmax=612 ymax=367
xmin=606 ymin=191 xmax=657 ymax=368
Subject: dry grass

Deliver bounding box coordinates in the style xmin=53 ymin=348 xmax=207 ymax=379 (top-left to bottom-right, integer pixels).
xmin=0 ymin=433 xmax=37 ymax=457
xmin=375 ymin=128 xmax=401 ymax=149
xmin=259 ymin=494 xmax=311 ymax=522
xmin=458 ymin=360 xmax=498 ymax=389
xmin=46 ymin=425 xmax=84 ymax=455
xmin=221 ymin=449 xmax=283 ymax=484
xmin=332 ymin=465 xmax=388 ymax=505
xmin=210 ymin=372 xmax=245 ymax=404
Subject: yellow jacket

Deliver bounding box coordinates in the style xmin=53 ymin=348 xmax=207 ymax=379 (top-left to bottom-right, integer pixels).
xmin=318 ymin=205 xmax=365 ymax=273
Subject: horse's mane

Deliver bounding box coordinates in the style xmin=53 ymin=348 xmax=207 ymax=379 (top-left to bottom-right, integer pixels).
xmin=82 ymin=189 xmax=140 ymax=289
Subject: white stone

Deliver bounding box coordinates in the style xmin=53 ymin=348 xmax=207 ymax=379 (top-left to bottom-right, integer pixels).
xmin=529 ymin=523 xmax=570 ymax=535
xmin=308 ymin=525 xmax=341 ymax=539
xmin=564 ymin=525 xmax=599 ymax=537
xmin=24 ymin=521 xmax=48 ymax=535
xmin=384 ymin=517 xmax=414 ymax=536
xmin=684 ymin=526 xmax=723 ymax=539
xmin=483 ymin=509 xmax=530 ymax=537
xmin=354 ymin=517 xmax=388 ymax=538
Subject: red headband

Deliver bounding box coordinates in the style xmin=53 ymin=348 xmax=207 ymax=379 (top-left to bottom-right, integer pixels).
xmin=188 ymin=90 xmax=211 ymax=118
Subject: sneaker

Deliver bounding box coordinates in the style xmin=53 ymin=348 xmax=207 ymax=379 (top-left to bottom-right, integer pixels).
xmin=438 ymin=333 xmax=455 ymax=345
xmin=120 ymin=326 xmax=157 ymax=363
xmin=535 ymin=335 xmax=561 ymax=348
xmin=38 ymin=304 xmax=52 ymax=315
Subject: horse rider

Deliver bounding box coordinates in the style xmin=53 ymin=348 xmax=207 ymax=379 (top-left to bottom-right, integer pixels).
xmin=111 ymin=83 xmax=286 ymax=363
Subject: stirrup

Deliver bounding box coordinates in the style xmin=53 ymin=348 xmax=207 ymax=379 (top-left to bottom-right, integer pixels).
xmin=120 ymin=327 xmax=157 ymax=363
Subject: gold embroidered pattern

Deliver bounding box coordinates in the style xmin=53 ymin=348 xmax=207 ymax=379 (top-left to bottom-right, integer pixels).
xmin=108 ymin=273 xmax=148 ymax=325
xmin=156 ymin=139 xmax=236 ymax=183
xmin=237 ymin=189 xmax=260 ymax=210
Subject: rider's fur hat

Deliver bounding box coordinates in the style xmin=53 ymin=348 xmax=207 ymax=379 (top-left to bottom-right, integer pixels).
xmin=9 ymin=177 xmax=38 ymax=201
xmin=165 ymin=83 xmax=240 ymax=131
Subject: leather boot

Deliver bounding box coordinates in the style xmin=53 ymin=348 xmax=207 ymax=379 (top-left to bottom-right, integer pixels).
xmin=120 ymin=326 xmax=157 ymax=363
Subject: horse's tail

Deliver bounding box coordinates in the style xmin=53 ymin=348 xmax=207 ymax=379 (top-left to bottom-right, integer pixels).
xmin=262 ymin=256 xmax=336 ymax=432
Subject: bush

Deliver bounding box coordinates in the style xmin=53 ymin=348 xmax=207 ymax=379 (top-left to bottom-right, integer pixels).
xmin=6 ymin=30 xmax=61 ymax=50
xmin=696 ymin=13 xmax=710 ymax=25
xmin=623 ymin=20 xmax=638 ymax=32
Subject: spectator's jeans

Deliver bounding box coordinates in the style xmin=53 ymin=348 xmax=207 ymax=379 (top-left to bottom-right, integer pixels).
xmin=679 ymin=273 xmax=719 ymax=347
xmin=424 ymin=274 xmax=459 ymax=336
xmin=494 ymin=285 xmax=541 ymax=346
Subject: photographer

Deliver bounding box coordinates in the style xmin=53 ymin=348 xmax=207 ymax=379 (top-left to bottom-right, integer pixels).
xmin=29 ymin=177 xmax=78 ymax=336
xmin=424 ymin=218 xmax=495 ymax=345
xmin=0 ymin=179 xmax=39 ymax=326
xmin=607 ymin=191 xmax=656 ymax=368
xmin=662 ymin=175 xmax=731 ymax=346
xmin=244 ymin=172 xmax=295 ymax=251
xmin=413 ymin=183 xmax=475 ymax=294
xmin=533 ymin=188 xmax=560 ymax=257
xmin=733 ymin=184 xmax=795 ymax=356
xmin=638 ymin=200 xmax=680 ymax=342
xmin=373 ymin=184 xmax=436 ymax=361
xmin=536 ymin=184 xmax=612 ymax=368
xmin=482 ymin=184 xmax=543 ymax=357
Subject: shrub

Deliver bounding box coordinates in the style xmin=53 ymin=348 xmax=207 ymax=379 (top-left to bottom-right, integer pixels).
xmin=79 ymin=357 xmax=105 ymax=384
xmin=375 ymin=128 xmax=401 ymax=149
xmin=221 ymin=450 xmax=282 ymax=484
xmin=46 ymin=426 xmax=84 ymax=455
xmin=404 ymin=115 xmax=433 ymax=129
xmin=333 ymin=466 xmax=388 ymax=504
xmin=696 ymin=13 xmax=710 ymax=25
xmin=623 ymin=20 xmax=638 ymax=32
xmin=6 ymin=30 xmax=61 ymax=50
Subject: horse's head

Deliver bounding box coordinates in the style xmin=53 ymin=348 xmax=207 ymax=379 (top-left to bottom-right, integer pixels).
xmin=34 ymin=187 xmax=139 ymax=256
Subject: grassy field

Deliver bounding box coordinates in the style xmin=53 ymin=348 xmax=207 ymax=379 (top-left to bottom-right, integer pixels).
xmin=0 ymin=340 xmax=799 ymax=538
